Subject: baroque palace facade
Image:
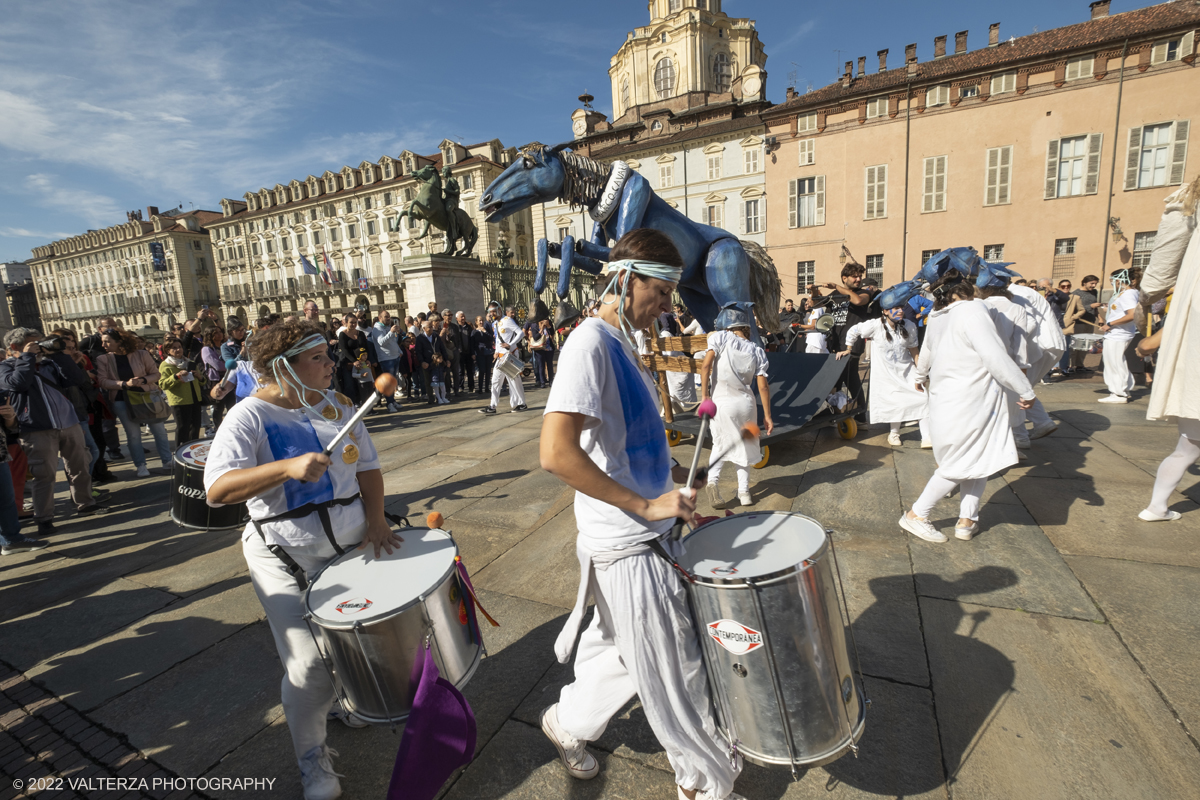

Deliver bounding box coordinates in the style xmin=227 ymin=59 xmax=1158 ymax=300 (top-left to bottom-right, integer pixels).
xmin=208 ymin=139 xmax=533 ymax=326
xmin=762 ymin=0 xmax=1199 ymax=295
xmin=535 ymin=0 xmax=771 ymax=250
xmin=29 ymin=208 xmax=220 ymax=335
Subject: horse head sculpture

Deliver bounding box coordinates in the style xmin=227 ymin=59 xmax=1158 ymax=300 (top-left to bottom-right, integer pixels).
xmin=878 ymin=246 xmax=992 ymax=309
xmin=480 ymin=142 xmax=576 ymax=224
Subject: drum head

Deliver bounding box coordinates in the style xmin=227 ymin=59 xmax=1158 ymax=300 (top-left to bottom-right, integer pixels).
xmin=306 ymin=528 xmax=457 ymax=627
xmin=175 ymin=440 xmax=212 ymax=468
xmin=680 ymin=512 xmax=826 ymax=580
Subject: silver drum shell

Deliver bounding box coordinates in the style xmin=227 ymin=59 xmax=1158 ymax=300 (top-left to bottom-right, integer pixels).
xmin=303 ymin=531 xmax=482 ymax=726
xmin=685 ymin=513 xmax=865 ymax=768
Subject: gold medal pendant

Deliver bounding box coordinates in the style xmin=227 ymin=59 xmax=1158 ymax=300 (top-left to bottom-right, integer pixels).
xmin=335 ymin=392 xmax=352 ymax=407
xmin=342 ymin=443 xmax=360 ymax=464
xmin=349 ymin=430 xmax=359 ymax=445
xmin=321 ymin=404 xmax=340 ymax=421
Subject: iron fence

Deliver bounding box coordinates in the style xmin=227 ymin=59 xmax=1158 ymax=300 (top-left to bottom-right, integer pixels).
xmin=480 ymin=262 xmax=593 ymax=319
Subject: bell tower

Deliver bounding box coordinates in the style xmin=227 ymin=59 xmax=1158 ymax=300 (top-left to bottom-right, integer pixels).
xmin=603 ymin=0 xmax=765 ymax=124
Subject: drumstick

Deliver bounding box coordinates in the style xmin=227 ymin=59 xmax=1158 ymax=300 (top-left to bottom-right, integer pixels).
xmin=670 ymin=399 xmax=717 ymax=541
xmin=323 ymin=373 xmax=398 ymax=457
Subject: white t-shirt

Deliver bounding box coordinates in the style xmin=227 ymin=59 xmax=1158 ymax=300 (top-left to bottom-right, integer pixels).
xmin=494 ymin=316 xmax=524 ymax=355
xmin=204 ymin=393 xmax=381 ymax=547
xmin=805 ymin=308 xmax=828 ymax=353
xmin=1105 ymin=288 xmax=1140 ymax=340
xmin=544 ymin=317 xmax=673 ymax=550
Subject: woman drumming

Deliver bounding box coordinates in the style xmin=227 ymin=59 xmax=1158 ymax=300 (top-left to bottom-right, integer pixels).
xmin=699 ymin=313 xmax=774 ymax=508
xmin=835 ymin=306 xmax=929 ymax=447
xmin=901 ymin=277 xmax=1036 ymax=543
xmin=204 ymin=319 xmax=401 ymax=800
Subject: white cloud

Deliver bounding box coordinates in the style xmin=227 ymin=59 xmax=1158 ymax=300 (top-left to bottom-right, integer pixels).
xmin=0 ymin=227 xmax=75 ymax=240
xmin=776 ymin=20 xmax=818 ymax=51
xmin=24 ymin=173 xmax=124 ymax=229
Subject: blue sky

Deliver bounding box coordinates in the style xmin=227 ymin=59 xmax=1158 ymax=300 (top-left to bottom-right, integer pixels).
xmin=0 ymin=0 xmax=1162 ymax=262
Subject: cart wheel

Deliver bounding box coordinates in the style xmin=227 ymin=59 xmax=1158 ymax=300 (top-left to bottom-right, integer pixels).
xmin=837 ymin=418 xmax=858 ymax=440
xmin=667 ymin=429 xmax=683 ymax=447
xmin=753 ymin=446 xmax=770 ymax=469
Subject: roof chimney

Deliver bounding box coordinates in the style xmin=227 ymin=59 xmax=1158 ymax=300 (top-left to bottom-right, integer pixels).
xmin=842 ymin=61 xmax=852 ymax=87
xmin=878 ymin=49 xmax=888 ymax=72
xmin=905 ymin=43 xmax=918 ymax=63
xmin=955 ymin=30 xmax=968 ymax=54
xmin=934 ymin=35 xmax=947 ymax=59
xmin=1090 ymin=0 xmax=1110 ymax=19
xmin=989 ymin=23 xmax=1000 ymax=47
xmin=857 ymin=56 xmax=866 ymax=77
xmin=146 ymin=206 xmax=159 ymax=218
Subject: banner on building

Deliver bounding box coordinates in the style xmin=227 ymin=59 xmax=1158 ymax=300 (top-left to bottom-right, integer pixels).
xmin=149 ymin=242 xmax=167 ymax=271
xmin=358 ymin=277 xmax=368 ymax=290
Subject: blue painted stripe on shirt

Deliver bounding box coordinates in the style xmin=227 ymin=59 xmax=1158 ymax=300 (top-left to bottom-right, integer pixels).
xmin=263 ymin=415 xmax=334 ymax=510
xmin=606 ymin=336 xmax=670 ymax=491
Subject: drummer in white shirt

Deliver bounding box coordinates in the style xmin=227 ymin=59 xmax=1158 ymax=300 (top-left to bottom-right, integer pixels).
xmin=540 ymin=229 xmax=744 ymax=800
xmin=480 ymin=306 xmax=527 ymax=415
xmin=204 ymin=319 xmax=401 ymax=800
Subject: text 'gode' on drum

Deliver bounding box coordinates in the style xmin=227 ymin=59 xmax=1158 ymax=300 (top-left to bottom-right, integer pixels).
xmin=303 ymin=526 xmax=483 ymax=726
xmin=170 ymin=440 xmax=250 ymax=531
xmin=679 ymin=511 xmax=867 ymax=773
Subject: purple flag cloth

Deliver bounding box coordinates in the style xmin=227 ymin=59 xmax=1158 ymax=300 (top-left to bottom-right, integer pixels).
xmin=386 ymin=647 xmax=476 ymax=800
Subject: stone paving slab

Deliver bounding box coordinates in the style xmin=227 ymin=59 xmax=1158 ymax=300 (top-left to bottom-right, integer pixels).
xmin=0 ymin=578 xmax=177 ymax=672
xmin=791 ymin=459 xmax=902 ymax=540
xmin=922 ymin=597 xmax=1200 ymax=799
xmin=474 ymin=508 xmax=581 ymax=610
xmin=1066 ymin=555 xmax=1200 ymax=738
xmin=449 ymin=468 xmax=570 ymax=531
xmin=27 ymin=579 xmax=263 ymax=712
xmin=440 ymin=422 xmax=542 ymax=461
xmin=123 ymin=533 xmax=247 ymax=597
xmin=893 ymin=449 xmax=1020 ymax=511
xmin=91 ymin=621 xmax=283 ymax=778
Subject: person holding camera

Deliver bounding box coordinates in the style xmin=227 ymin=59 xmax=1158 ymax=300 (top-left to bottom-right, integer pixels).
xmin=159 ymin=338 xmax=205 ymax=449
xmin=0 ymin=328 xmax=107 ymax=537
xmin=96 ymin=330 xmax=172 ymax=478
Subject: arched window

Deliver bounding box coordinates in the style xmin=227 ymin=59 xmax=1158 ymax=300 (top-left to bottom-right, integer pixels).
xmin=654 ymin=58 xmax=676 ymax=99
xmin=713 ymin=52 xmax=731 ymax=92
xmin=621 ymin=77 xmax=630 ymax=112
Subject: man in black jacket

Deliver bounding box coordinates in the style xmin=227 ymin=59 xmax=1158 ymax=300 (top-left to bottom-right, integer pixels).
xmin=0 ymin=328 xmax=106 ymax=536
xmin=414 ymin=320 xmax=439 ymax=406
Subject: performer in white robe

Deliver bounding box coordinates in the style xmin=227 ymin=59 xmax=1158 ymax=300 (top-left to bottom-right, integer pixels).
xmin=540 ymin=230 xmax=744 ymax=800
xmin=1009 ymin=283 xmax=1065 ymax=438
xmin=1137 ymin=177 xmax=1200 ymax=521
xmin=486 ymin=308 xmax=527 ymax=413
xmin=980 ymin=282 xmax=1040 ymax=448
xmin=836 ymin=308 xmax=929 ymax=446
xmin=803 ymin=306 xmax=830 ymax=353
xmin=901 ymin=280 xmax=1036 ymax=543
xmin=1098 ymin=269 xmax=1141 ymax=402
xmin=699 ymin=316 xmax=774 ymax=508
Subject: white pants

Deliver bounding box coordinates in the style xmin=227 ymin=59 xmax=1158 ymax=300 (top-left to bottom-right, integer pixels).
xmin=243 ymin=526 xmax=364 ymax=761
xmin=890 ymin=419 xmax=932 ymax=440
xmin=913 ymin=475 xmax=987 ymax=522
xmin=557 ymin=552 xmax=740 ymax=798
xmin=491 ymin=362 xmax=526 ymax=409
xmin=1102 ymin=338 xmax=1134 ymax=397
xmin=1018 ymin=349 xmax=1063 ymax=428
xmin=708 ymin=460 xmax=749 ymax=493
xmin=1147 ymin=418 xmax=1200 ymax=516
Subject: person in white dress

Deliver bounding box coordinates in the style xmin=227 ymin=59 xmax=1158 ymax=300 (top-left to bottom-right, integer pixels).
xmin=698 ymin=312 xmax=774 ymax=508
xmin=978 ymin=274 xmax=1041 ymax=449
xmin=1009 ymin=283 xmax=1064 ymax=438
xmin=1137 ymin=176 xmax=1200 ymax=520
xmin=802 ymin=305 xmax=830 ymax=353
xmin=835 ymin=307 xmax=929 ymax=447
xmin=901 ymin=278 xmax=1036 ymax=543
xmin=1098 ymin=268 xmax=1142 ymax=403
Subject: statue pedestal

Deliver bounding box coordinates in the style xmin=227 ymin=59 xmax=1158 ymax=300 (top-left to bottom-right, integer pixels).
xmin=396 ymin=254 xmax=487 ymax=318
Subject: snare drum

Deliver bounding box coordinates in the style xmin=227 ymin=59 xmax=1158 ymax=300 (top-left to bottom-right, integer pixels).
xmin=496 ymin=353 xmax=525 ymax=380
xmin=303 ymin=527 xmax=483 ymax=726
xmin=680 ymin=512 xmax=866 ymax=771
xmin=1070 ymin=333 xmax=1104 ymax=352
xmin=170 ymin=440 xmax=249 ymax=531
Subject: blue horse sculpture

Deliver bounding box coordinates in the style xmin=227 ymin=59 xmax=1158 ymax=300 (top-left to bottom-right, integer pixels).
xmin=478 ymin=142 xmax=781 ymax=339
xmin=877 ymin=246 xmax=1019 ymax=309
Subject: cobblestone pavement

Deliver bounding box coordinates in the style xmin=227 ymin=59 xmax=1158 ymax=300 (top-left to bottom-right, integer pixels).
xmin=1 ymin=368 xmax=1197 ymax=800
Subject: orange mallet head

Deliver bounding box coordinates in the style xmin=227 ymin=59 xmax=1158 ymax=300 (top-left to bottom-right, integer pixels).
xmin=742 ymin=422 xmax=760 ymax=439
xmin=375 ymin=372 xmax=398 ymax=398
xmin=427 ymin=511 xmax=445 ymax=529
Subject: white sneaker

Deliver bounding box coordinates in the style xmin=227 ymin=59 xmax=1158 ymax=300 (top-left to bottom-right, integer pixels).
xmin=707 ymin=483 xmax=727 ymax=510
xmin=887 ymin=431 xmax=902 ymax=447
xmin=677 ymin=788 xmax=747 ymax=800
xmin=899 ymin=513 xmax=948 ymax=543
xmin=1029 ymin=421 xmax=1058 ymax=440
xmin=541 ymin=704 xmax=599 ymax=780
xmin=299 ymin=745 xmax=343 ymax=800
xmin=1014 ymin=435 xmax=1030 ymax=450
xmin=1098 ymin=394 xmax=1129 ymax=404
xmin=738 ymin=491 xmax=752 ymax=506
xmin=955 ymin=521 xmax=979 ymax=540
xmin=328 ymin=702 xmax=369 ymax=728
xmin=920 ymin=440 xmax=933 ymax=449
xmin=136 ymin=465 xmax=151 ymax=478
xmin=1138 ymin=509 xmax=1182 ymax=522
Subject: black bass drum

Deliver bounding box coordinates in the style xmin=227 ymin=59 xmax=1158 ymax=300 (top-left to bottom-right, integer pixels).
xmin=170 ymin=440 xmax=249 ymax=531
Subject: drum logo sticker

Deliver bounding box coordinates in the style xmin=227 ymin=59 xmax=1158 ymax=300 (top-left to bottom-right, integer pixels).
xmin=335 ymin=598 xmax=373 ymax=615
xmin=707 ymin=619 xmax=764 ymax=655
xmin=711 ymin=565 xmax=738 ymax=576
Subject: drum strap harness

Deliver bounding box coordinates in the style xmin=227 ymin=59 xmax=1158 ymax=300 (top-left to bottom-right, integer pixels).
xmin=252 ymin=493 xmax=362 ymax=590
xmin=645 ymin=537 xmax=696 ymax=583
